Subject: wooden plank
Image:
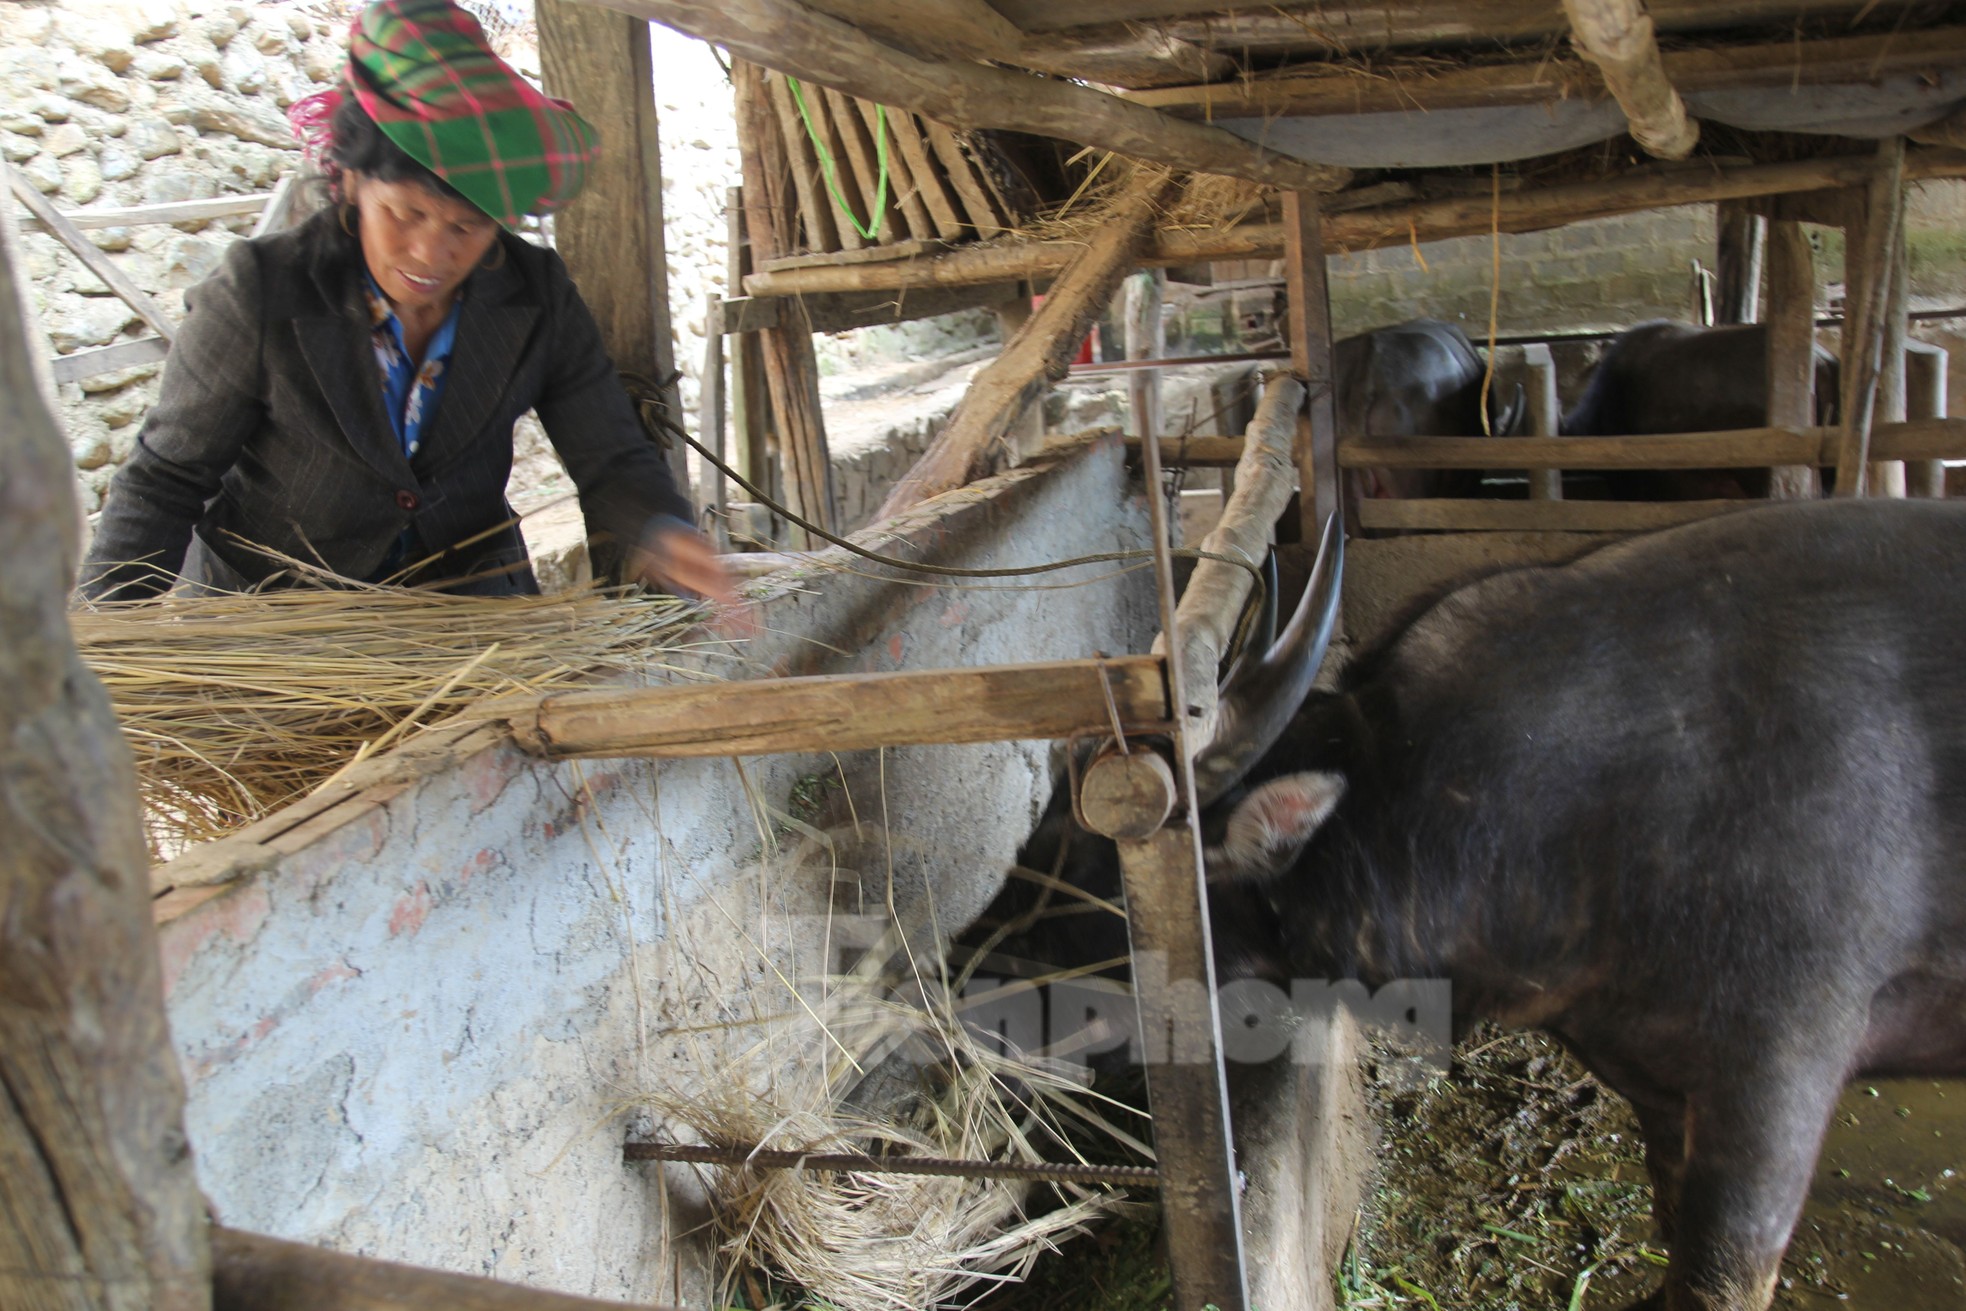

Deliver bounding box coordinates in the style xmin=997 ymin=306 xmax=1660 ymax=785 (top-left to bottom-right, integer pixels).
xmin=852 ymin=97 xmax=935 ymax=241
xmin=212 ymin=1226 xmax=682 ymax=1310
xmin=765 ymin=69 xmax=841 ymax=253
xmin=250 ymin=173 xmax=299 ymax=239
xmin=823 ymin=87 xmax=900 ymax=243
xmin=923 ymin=118 xmax=1006 ymax=238
xmin=743 ymin=149 xmax=1966 ymax=298
xmin=873 ymin=168 xmax=1179 ymax=519
xmin=1764 ymin=216 xmax=1819 ymax=498
xmin=537 ymin=0 xmax=690 ymax=517
xmin=798 ymin=83 xmax=869 ymax=250
xmin=1339 ymin=419 xmax=1966 ymax=469
xmin=884 ymin=110 xmax=967 ymax=241
xmin=11 ymin=164 xmax=177 ymax=342
xmin=1836 ymin=138 xmax=1906 ymax=497
xmin=511 ymin=656 xmax=1174 ymax=759
xmin=1358 ymin=498 xmax=1749 ymax=533
xmin=19 ymin=190 xmax=273 ymax=233
xmin=756 ymin=237 xmax=943 ymax=274
xmin=1284 ymin=190 xmax=1337 ymax=539
xmin=49 ymin=334 xmax=170 ymax=383
xmin=593 ymin=0 xmax=1349 ymax=193
xmin=1 ymin=178 xmax=209 ymax=1309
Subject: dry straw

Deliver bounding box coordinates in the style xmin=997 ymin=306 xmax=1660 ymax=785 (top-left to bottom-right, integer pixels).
xmin=636 ymin=830 xmax=1152 ymax=1311
xmin=72 ymin=578 xmax=714 ymax=855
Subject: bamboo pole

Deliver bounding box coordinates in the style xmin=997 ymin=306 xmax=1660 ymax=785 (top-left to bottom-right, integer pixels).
xmin=1167 ymin=373 xmax=1305 ymax=750
xmin=743 ymin=150 xmax=1966 ymax=298
xmin=872 ymin=169 xmax=1180 ymax=519
xmin=1836 ymin=138 xmax=1907 ymax=497
xmin=1561 ymin=0 xmax=1698 ymax=160
xmin=586 ymin=0 xmax=1350 ymax=193
xmin=1872 ymin=198 xmax=1911 ymax=498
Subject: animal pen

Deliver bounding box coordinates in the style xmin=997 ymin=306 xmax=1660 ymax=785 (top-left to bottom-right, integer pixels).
xmin=8 ymin=1 xmax=1966 ymax=1309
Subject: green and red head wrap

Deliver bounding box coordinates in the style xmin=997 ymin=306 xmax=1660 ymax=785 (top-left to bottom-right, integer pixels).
xmin=292 ymin=0 xmax=599 ymax=229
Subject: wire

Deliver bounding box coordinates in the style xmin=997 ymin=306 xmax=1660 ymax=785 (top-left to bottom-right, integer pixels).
xmin=786 ymin=77 xmax=889 ymax=242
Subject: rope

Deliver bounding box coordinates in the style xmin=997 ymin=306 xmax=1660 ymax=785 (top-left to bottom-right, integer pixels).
xmin=786 ymin=76 xmax=889 ymax=242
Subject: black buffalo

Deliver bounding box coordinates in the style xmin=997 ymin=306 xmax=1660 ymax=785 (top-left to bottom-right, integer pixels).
xmin=1561 ymin=319 xmax=1841 ymax=500
xmin=1337 ymin=318 xmax=1524 ymax=503
xmin=1198 ymin=499 xmax=1964 ymax=1310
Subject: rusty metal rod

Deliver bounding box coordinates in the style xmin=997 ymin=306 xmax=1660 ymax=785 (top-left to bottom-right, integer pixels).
xmin=624 ymin=1140 xmax=1160 ymax=1187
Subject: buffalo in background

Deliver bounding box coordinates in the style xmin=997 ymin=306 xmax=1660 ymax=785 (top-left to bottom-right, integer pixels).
xmin=1562 ymin=319 xmax=1841 ymax=500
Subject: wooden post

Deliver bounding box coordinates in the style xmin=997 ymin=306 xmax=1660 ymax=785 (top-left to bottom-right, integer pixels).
xmin=700 ymin=296 xmax=728 ymax=550
xmin=1126 ymin=269 xmax=1165 ymax=451
xmin=1871 ymin=200 xmax=1911 ymax=498
xmin=1764 ymin=215 xmax=1820 ymax=498
xmin=734 ymin=62 xmax=837 ymax=546
xmin=0 ymin=179 xmax=211 ymax=1311
xmin=1715 ymin=199 xmax=1764 ymax=324
xmin=873 ymin=169 xmax=1178 ymax=520
xmin=1836 ymin=138 xmax=1908 ymax=496
xmin=1283 ymin=191 xmax=1337 ymax=540
xmin=537 ymin=0 xmax=692 ymax=552
xmin=993 ymin=286 xmax=1045 ymax=461
xmin=724 ymin=184 xmax=777 ymax=545
xmin=1510 ymin=343 xmax=1563 ymax=497
xmin=1906 ymin=342 xmax=1949 ymax=496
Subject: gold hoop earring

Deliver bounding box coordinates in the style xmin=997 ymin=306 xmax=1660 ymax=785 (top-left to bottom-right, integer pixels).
xmin=338 ymin=203 xmax=357 ymax=237
xmin=480 ymin=240 xmax=506 ymax=271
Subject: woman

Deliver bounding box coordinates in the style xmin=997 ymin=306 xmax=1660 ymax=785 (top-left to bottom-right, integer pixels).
xmin=80 ymin=0 xmax=733 ymax=605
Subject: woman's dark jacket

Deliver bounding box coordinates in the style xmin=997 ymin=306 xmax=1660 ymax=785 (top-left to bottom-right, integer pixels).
xmin=79 ymin=208 xmax=692 ymax=599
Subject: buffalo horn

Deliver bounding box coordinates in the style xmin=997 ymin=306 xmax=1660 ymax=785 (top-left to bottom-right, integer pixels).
xmin=1192 ymin=513 xmax=1343 ymax=807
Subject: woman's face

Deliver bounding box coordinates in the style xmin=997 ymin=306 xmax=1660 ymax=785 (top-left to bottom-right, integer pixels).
xmin=346 ymin=173 xmax=501 ymax=314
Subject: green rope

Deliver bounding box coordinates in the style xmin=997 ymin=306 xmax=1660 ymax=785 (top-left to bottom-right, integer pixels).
xmin=786 ymin=76 xmax=889 ymax=242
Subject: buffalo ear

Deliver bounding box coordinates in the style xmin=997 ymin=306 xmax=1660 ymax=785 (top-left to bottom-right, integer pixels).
xmin=1207 ymin=771 xmax=1346 ymax=884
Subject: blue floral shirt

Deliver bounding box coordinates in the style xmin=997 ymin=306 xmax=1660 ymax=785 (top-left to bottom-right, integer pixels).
xmin=363 ymin=272 xmax=462 ymax=459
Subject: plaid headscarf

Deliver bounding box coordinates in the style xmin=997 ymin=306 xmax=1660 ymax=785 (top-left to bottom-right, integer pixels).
xmin=337 ymin=0 xmax=599 ymax=228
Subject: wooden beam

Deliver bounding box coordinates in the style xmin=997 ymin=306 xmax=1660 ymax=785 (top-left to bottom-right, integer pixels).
xmin=1126 ymin=269 xmax=1165 ymax=447
xmin=508 ymin=655 xmax=1174 ymax=759
xmin=1835 ymin=138 xmax=1906 ymax=497
xmin=537 ymin=0 xmax=691 ymax=515
xmin=799 ymin=0 xmax=1025 ymax=62
xmin=1358 ymin=498 xmax=1748 ymax=533
xmin=743 ymin=150 xmax=1966 ymax=298
xmin=1763 ymin=216 xmax=1820 ymax=498
xmin=1002 ymin=0 xmax=1872 ymax=45
xmin=1 ymin=167 xmax=209 ymax=1311
xmin=1284 ymin=191 xmax=1337 ymax=538
xmin=1170 ymin=373 xmax=1304 ymax=748
xmin=1122 ymin=435 xmax=1245 ymax=465
xmin=212 ymin=1227 xmax=681 ymax=1311
xmin=1339 ymin=419 xmax=1966 ymax=469
xmin=585 ymin=0 xmax=1351 ymax=192
xmin=1561 ymin=0 xmax=1698 ymax=160
xmin=11 ymin=165 xmax=177 ymax=342
xmin=873 ymin=169 xmax=1180 ymax=520
xmin=720 ymin=281 xmax=1023 ymax=334
xmin=1129 ymin=26 xmax=1966 ymax=121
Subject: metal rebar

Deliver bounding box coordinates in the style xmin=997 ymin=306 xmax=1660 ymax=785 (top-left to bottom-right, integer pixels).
xmin=623 ymin=1140 xmax=1160 ymax=1187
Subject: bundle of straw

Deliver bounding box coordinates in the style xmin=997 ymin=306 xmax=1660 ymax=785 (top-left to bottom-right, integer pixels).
xmin=641 ymin=971 xmax=1146 ymax=1311
xmin=71 ymin=584 xmax=712 ymax=855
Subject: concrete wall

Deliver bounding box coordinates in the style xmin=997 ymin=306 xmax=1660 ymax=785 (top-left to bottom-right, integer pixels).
xmin=150 ymin=434 xmax=1157 ymax=1305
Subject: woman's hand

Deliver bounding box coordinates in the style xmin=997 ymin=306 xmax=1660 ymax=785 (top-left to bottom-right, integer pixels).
xmin=629 ymin=523 xmax=757 ymax=635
